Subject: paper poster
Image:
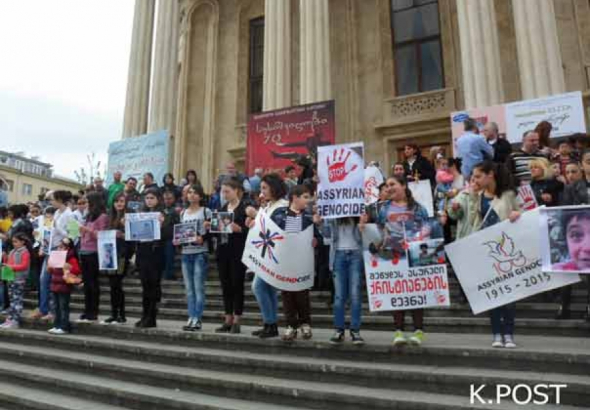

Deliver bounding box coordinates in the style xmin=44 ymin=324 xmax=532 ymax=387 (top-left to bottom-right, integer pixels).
xmin=41 ymin=228 xmax=53 ymax=254
xmin=173 ymin=222 xmax=198 ymax=244
xmin=98 ymin=230 xmax=118 ymax=271
xmin=317 ymin=142 xmax=365 ymax=218
xmin=246 ymin=100 xmax=335 ymax=174
xmin=445 ymin=209 xmax=581 ymax=314
xmin=517 ymin=185 xmax=538 ymax=212
xmin=242 ymin=211 xmax=314 ymax=291
xmin=125 ymin=212 xmax=161 ymax=242
xmin=211 ymin=212 xmax=234 ymax=233
xmin=47 ymin=251 xmax=67 ymax=269
xmin=362 ymin=219 xmax=449 ymax=313
xmin=364 ymin=165 xmax=385 ymax=205
xmin=408 ymin=180 xmax=434 ymax=217
xmin=66 ymin=219 xmax=80 ymax=240
xmin=539 ymin=205 xmax=590 ymax=274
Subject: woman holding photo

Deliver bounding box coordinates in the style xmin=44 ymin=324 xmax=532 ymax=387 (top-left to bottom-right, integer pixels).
xmin=214 ymin=177 xmax=249 ymax=334
xmin=245 ymin=173 xmax=288 ymax=339
xmin=176 ymin=184 xmax=212 ymax=331
xmin=135 ymin=188 xmax=167 ymax=328
xmin=101 ymin=193 xmax=130 ymax=324
xmin=556 ymin=149 xmax=590 ymax=320
xmin=78 ymin=192 xmax=109 ymax=323
xmin=468 ymin=161 xmax=521 ymax=348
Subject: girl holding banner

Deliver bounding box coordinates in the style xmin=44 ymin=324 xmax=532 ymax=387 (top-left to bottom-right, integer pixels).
xmin=374 ymin=176 xmax=430 ymax=347
xmin=101 ymin=193 xmax=129 ymax=325
xmin=246 ymin=174 xmax=288 ymax=339
xmin=462 ymin=161 xmax=521 ymax=348
xmin=213 ymin=177 xmax=249 ymax=335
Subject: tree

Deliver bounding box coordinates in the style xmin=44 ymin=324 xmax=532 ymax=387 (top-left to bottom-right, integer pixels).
xmin=74 ymin=152 xmax=105 ymax=185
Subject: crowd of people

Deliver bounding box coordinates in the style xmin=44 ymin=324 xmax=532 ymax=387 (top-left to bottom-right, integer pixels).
xmin=0 ymin=119 xmax=589 ymax=348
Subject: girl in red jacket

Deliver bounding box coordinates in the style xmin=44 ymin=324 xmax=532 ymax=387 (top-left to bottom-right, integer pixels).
xmin=48 ymin=238 xmax=81 ymax=335
xmin=1 ymin=233 xmax=31 ymax=329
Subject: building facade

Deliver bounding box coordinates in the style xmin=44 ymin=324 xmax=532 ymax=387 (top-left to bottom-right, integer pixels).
xmin=122 ymin=0 xmax=590 ymax=190
xmin=0 ymin=151 xmax=82 ymax=204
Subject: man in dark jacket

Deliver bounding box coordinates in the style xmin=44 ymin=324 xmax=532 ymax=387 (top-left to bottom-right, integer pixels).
xmin=482 ymin=121 xmax=512 ymax=164
xmin=402 ymin=143 xmax=435 ymax=185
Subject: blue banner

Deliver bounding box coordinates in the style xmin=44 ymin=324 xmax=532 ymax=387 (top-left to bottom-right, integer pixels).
xmin=106 ymin=130 xmax=170 ymax=187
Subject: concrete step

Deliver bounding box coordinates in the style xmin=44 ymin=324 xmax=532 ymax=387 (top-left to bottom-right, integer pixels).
xmin=20 ymin=299 xmax=590 ymax=336
xmin=22 ymin=294 xmax=590 ymax=319
xmin=0 ymin=380 xmax=131 ymax=410
xmin=0 ymin=358 xmax=313 ymax=410
xmin=0 ymin=326 xmax=585 ymax=409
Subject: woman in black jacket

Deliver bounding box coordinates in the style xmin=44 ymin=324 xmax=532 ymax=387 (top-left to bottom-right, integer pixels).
xmin=402 ymin=143 xmax=435 ymax=185
xmin=529 ymin=158 xmax=564 ymax=207
xmin=213 ymin=177 xmax=249 ymax=334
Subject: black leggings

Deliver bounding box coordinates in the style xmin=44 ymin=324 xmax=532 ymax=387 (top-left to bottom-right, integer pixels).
xmin=108 ymin=275 xmax=125 ymax=318
xmin=138 ymin=245 xmax=163 ymax=304
xmin=81 ymin=253 xmax=100 ymax=319
xmin=217 ymin=251 xmax=246 ymax=316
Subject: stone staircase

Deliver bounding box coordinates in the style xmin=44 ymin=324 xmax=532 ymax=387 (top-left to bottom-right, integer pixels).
xmin=0 ymin=264 xmax=586 ymax=409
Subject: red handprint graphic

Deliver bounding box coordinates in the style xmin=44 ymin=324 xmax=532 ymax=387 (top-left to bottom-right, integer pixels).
xmin=517 ymin=185 xmax=537 ymax=211
xmin=327 ymin=148 xmax=358 ymax=183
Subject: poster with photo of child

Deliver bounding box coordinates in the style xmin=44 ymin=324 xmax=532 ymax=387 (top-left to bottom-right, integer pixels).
xmin=540 ymin=205 xmax=590 ymax=274
xmin=173 ymin=222 xmax=198 ymax=244
xmin=210 ymin=212 xmax=234 ymax=233
xmin=98 ymin=230 xmax=118 ymax=271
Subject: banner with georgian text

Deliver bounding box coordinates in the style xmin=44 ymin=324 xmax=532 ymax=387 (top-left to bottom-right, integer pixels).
xmin=246 ymin=100 xmax=335 ymax=175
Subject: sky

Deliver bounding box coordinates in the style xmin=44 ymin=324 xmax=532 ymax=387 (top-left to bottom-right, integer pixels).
xmin=0 ymin=0 xmax=135 ymax=181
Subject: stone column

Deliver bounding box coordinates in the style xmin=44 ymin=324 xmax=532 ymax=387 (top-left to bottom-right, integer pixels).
xmin=149 ymin=0 xmax=180 ymax=134
xmin=299 ymin=0 xmax=331 ymax=104
xmin=456 ymin=0 xmax=504 ymax=108
xmin=262 ymin=0 xmax=291 ymax=110
xmin=122 ymin=0 xmax=156 ymax=138
xmin=512 ymin=0 xmax=565 ymax=99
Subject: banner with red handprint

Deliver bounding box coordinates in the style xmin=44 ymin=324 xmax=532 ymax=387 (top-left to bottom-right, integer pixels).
xmin=362 ymin=221 xmax=450 ymax=313
xmin=317 ymin=142 xmax=365 ymax=218
xmin=246 ymin=100 xmax=335 ymax=175
xmin=517 ymin=185 xmax=538 ymax=212
xmin=445 ymin=209 xmax=580 ymax=314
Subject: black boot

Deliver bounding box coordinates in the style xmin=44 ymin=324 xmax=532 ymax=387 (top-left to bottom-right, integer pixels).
xmin=252 ymin=324 xmax=267 ymax=336
xmin=140 ymin=299 xmax=157 ymax=328
xmin=584 ymin=305 xmax=590 ymax=322
xmin=259 ymin=324 xmax=279 ymax=339
xmin=555 ymin=304 xmax=571 ymax=320
xmin=135 ymin=297 xmax=149 ymax=327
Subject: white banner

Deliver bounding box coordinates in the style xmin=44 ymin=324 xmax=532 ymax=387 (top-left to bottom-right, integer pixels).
xmin=408 ymin=180 xmax=434 ymax=217
xmin=362 ymin=222 xmax=450 ymax=312
xmin=98 ymin=230 xmax=118 ymax=271
xmin=242 ymin=212 xmax=314 ymax=291
xmin=505 ymin=91 xmax=586 ymax=144
xmin=317 ymin=142 xmax=365 ymax=218
xmin=539 ymin=205 xmax=590 ymax=274
xmin=445 ymin=209 xmax=581 ymax=315
xmin=364 ymin=165 xmax=384 ymax=205
xmin=125 ymin=212 xmax=161 ymax=242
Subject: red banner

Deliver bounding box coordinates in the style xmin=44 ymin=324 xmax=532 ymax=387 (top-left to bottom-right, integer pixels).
xmin=246 ymin=100 xmax=335 ymax=174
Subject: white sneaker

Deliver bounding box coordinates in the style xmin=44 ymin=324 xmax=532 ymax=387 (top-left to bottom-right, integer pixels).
xmin=48 ymin=327 xmax=57 ymax=333
xmin=492 ymin=334 xmax=504 ymax=348
xmin=0 ymin=320 xmax=18 ymax=329
xmin=281 ymin=326 xmax=297 ymax=341
xmin=503 ymin=335 xmax=516 ymax=348
xmin=51 ymin=328 xmax=67 ymax=335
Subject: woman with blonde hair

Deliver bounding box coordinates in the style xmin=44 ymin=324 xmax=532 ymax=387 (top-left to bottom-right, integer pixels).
xmin=529 ymin=157 xmax=564 ymax=207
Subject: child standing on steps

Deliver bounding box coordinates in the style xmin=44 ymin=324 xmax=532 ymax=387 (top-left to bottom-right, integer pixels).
xmin=272 ymin=185 xmax=317 ymax=342
xmin=1 ymin=233 xmax=31 ymax=329
xmin=48 ymin=238 xmax=81 ymax=335
xmin=176 ymin=184 xmax=211 ymax=332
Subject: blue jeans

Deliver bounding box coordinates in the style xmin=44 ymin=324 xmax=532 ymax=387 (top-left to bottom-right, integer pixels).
xmin=490 ymin=303 xmax=516 ymax=335
xmin=181 ymin=253 xmax=208 ymax=320
xmin=333 ymin=249 xmax=364 ymax=331
xmin=39 ymin=258 xmax=54 ymax=316
xmin=162 ymin=240 xmax=176 ymax=280
xmin=252 ymin=275 xmax=278 ymax=325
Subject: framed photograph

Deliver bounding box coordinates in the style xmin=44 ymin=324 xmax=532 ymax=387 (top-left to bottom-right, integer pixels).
xmin=211 ymin=212 xmax=234 ymax=233
xmin=125 ymin=212 xmax=161 ymax=242
xmin=173 ymin=222 xmax=198 ymax=244
xmin=540 ymin=205 xmax=590 ymax=274
xmin=98 ymin=230 xmax=118 ymax=271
